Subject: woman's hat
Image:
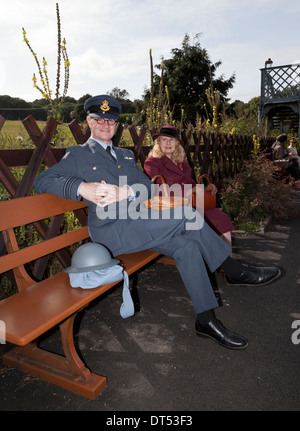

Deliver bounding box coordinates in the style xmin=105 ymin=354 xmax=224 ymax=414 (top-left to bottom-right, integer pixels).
xmin=276 ymin=133 xmax=287 ymax=143
xmin=151 ymin=126 xmax=183 ymax=145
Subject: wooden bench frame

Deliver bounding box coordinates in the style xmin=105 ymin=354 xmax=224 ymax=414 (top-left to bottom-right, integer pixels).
xmin=0 ymin=193 xmax=160 ymax=399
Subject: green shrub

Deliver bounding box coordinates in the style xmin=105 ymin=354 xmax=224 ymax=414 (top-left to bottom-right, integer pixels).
xmin=221 ymin=154 xmax=300 ymax=228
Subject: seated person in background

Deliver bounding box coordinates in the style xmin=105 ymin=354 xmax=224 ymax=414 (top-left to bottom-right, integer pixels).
xmin=144 ymin=125 xmax=234 ymax=247
xmin=272 ymin=133 xmax=288 ymax=160
xmin=272 ymin=133 xmax=300 ymax=181
xmin=287 ymin=137 xmax=299 ymax=156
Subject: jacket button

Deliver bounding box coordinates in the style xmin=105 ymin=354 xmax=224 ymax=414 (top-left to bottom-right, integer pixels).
xmin=98 ymin=219 xmax=102 ymax=223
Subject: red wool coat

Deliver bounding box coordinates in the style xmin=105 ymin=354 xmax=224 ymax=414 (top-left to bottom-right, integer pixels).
xmin=144 ymin=155 xmax=196 ymax=191
xmin=144 ymin=155 xmax=234 ymax=235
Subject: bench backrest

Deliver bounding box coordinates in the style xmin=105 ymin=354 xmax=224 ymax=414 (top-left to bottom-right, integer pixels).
xmin=0 ymin=194 xmax=89 ymax=291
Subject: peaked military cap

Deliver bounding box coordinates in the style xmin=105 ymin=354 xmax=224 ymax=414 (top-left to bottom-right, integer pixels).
xmin=84 ymin=95 xmax=122 ymax=120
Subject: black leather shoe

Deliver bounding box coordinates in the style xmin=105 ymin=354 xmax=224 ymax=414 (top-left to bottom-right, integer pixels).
xmin=195 ymin=318 xmax=248 ymax=350
xmin=225 ymin=265 xmax=281 ymax=287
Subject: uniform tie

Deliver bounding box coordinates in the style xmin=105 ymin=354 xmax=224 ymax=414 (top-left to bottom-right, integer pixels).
xmin=106 ymin=145 xmax=116 ymax=162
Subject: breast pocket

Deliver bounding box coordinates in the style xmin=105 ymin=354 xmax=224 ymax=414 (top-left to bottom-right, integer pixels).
xmin=81 ymin=163 xmax=111 ymax=182
xmin=118 ymin=157 xmax=140 ymax=178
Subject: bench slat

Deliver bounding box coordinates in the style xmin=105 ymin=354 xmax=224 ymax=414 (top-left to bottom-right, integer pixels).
xmin=0 ymin=250 xmax=160 ymax=346
xmin=0 ymin=227 xmax=90 ymax=273
xmin=0 ymin=194 xmax=87 ymax=230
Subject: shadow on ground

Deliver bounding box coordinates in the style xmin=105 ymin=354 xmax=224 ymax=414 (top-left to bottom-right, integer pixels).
xmin=1 ymin=218 xmax=299 ymax=411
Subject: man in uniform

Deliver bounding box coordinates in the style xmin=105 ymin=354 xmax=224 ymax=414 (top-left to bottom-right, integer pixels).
xmin=34 ymin=94 xmax=281 ymax=350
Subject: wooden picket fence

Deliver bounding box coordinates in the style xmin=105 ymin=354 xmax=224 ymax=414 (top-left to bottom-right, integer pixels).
xmin=0 ymin=114 xmax=273 ymax=198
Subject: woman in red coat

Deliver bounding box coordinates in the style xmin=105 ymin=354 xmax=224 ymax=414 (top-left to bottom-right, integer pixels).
xmin=144 ymin=125 xmax=234 ymax=246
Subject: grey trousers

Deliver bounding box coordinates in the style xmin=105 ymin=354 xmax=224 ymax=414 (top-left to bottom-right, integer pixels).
xmin=117 ymin=207 xmax=232 ymax=314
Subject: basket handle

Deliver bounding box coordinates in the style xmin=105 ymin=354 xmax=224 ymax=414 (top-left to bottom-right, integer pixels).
xmin=151 ymin=175 xmax=168 ymax=196
xmin=197 ymin=174 xmax=211 ymax=185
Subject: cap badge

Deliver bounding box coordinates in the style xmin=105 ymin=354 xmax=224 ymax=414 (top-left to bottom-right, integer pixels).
xmin=100 ymin=99 xmax=110 ymax=112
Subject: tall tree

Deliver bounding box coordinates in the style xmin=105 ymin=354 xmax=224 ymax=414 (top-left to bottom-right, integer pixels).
xmin=107 ymin=87 xmax=135 ymax=114
xmin=148 ymin=34 xmax=235 ymax=124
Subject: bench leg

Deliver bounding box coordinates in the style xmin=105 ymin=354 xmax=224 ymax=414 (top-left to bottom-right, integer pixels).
xmin=2 ymin=313 xmax=107 ymax=399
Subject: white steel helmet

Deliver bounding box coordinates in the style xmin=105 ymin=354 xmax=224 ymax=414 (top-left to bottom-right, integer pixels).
xmin=64 ymin=242 xmax=120 ymax=273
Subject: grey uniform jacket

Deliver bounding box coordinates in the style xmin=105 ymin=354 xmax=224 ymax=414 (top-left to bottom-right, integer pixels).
xmin=34 ymin=138 xmax=156 ymax=255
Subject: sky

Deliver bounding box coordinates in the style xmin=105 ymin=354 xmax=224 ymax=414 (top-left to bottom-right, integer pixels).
xmin=1 ymin=0 xmax=300 ymax=105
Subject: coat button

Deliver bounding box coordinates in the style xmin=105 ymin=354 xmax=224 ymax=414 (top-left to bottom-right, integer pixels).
xmin=118 ymin=165 xmax=122 ymax=169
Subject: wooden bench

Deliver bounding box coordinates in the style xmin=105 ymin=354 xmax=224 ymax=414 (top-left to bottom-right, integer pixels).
xmin=0 ymin=193 xmax=160 ymax=399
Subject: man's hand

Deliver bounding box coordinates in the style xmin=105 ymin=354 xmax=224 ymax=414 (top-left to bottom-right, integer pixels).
xmin=78 ymin=182 xmax=103 ymax=205
xmin=78 ymin=181 xmax=130 ymax=206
